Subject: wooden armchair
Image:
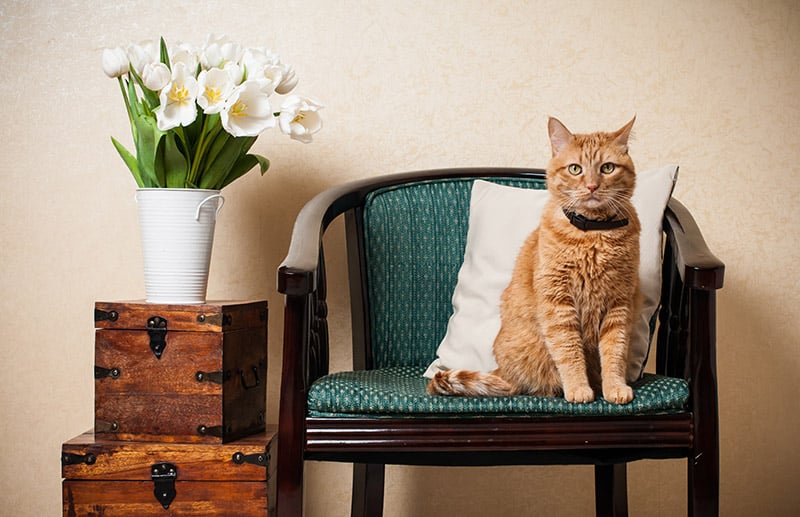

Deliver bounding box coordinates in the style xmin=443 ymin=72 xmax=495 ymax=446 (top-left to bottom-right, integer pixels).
xmin=272 ymin=168 xmax=724 ymax=517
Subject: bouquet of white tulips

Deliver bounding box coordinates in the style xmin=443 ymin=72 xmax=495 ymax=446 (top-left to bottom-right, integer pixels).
xmin=102 ymin=35 xmax=323 ymax=190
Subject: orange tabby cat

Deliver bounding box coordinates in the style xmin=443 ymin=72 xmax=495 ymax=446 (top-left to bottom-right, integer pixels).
xmin=428 ymin=117 xmax=641 ymax=404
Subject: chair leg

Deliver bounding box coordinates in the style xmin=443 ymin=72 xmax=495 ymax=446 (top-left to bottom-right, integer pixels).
xmin=272 ymin=444 xmax=304 ymax=517
xmin=688 ymin=449 xmax=719 ymax=516
xmin=595 ymin=463 xmax=628 ymax=517
xmin=351 ymin=463 xmax=385 ymax=517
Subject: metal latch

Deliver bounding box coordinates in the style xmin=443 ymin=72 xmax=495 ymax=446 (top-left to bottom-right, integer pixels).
xmin=61 ymin=451 xmax=96 ymax=466
xmin=151 ymin=462 xmax=177 ymax=509
xmin=146 ymin=316 xmax=168 ymax=359
xmin=232 ymin=451 xmax=268 ymax=467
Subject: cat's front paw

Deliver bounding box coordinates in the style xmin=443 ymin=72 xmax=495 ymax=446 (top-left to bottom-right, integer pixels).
xmin=603 ymin=383 xmax=634 ymax=405
xmin=564 ymin=385 xmax=595 ymax=403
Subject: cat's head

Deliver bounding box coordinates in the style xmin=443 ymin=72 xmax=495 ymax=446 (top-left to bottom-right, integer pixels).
xmin=546 ymin=117 xmax=636 ymax=219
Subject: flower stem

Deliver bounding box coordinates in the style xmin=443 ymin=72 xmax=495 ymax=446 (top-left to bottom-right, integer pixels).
xmin=187 ymin=114 xmax=221 ymax=187
xmin=118 ymin=76 xmax=135 ymax=139
xmin=173 ymin=126 xmax=190 ymax=186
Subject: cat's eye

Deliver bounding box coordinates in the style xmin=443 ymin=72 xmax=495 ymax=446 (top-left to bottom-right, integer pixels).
xmin=567 ymin=164 xmax=583 ymax=175
xmin=600 ymin=163 xmax=616 ymax=174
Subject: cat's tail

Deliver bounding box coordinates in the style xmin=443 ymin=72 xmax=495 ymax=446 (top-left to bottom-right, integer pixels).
xmin=426 ymin=370 xmax=514 ymax=396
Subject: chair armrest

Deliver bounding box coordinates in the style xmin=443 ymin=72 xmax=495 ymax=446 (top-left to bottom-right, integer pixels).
xmin=664 ymin=198 xmax=725 ymax=291
xmin=277 ymin=182 xmax=366 ymax=296
xmin=657 ymin=198 xmax=725 ymax=380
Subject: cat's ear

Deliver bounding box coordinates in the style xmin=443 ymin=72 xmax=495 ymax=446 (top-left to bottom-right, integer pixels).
xmin=613 ymin=116 xmax=636 ymax=153
xmin=548 ymin=117 xmax=573 ymax=156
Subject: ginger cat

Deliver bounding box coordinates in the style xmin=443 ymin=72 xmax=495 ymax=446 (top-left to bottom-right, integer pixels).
xmin=428 ymin=117 xmax=641 ymax=404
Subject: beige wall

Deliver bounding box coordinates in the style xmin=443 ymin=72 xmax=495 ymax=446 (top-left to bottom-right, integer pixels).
xmin=1 ymin=1 xmax=797 ymax=515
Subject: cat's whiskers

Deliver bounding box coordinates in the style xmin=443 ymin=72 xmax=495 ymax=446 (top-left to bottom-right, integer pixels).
xmin=602 ymin=191 xmax=636 ymax=221
xmin=562 ymin=187 xmax=620 ymax=218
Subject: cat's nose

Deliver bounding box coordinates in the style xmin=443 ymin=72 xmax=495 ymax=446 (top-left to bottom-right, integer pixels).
xmin=586 ymin=183 xmax=599 ymax=193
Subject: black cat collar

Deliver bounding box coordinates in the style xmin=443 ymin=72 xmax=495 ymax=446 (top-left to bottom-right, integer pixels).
xmin=563 ymin=209 xmax=629 ymax=231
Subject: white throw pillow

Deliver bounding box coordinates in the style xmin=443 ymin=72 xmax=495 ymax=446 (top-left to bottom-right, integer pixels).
xmin=424 ymin=165 xmax=678 ymax=383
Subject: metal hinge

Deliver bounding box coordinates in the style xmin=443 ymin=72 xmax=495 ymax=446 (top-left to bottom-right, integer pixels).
xmin=232 ymin=451 xmax=269 ymax=467
xmin=151 ymin=462 xmax=178 ymax=509
xmin=94 ymin=309 xmax=119 ymax=322
xmin=95 ymin=420 xmax=119 ymax=433
xmin=94 ymin=366 xmax=121 ymax=379
xmin=196 ymin=424 xmax=224 ymax=438
xmin=195 ymin=370 xmax=228 ymax=384
xmin=146 ymin=316 xmax=168 ymax=359
xmin=61 ymin=451 xmax=96 ymax=466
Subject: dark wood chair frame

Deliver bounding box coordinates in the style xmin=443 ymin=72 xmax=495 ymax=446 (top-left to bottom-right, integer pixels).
xmin=271 ymin=168 xmax=724 ymax=517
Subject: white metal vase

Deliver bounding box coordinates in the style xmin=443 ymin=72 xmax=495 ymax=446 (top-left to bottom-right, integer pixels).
xmin=135 ymin=188 xmax=224 ymax=304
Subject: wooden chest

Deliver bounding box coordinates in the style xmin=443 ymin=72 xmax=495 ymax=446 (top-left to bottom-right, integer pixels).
xmin=62 ymin=428 xmax=275 ymax=516
xmin=94 ymin=300 xmax=267 ymax=443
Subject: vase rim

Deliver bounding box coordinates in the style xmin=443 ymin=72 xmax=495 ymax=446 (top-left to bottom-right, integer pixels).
xmin=136 ymin=187 xmax=221 ymax=193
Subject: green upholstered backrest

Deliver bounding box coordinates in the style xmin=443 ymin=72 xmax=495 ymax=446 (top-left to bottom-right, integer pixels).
xmin=362 ymin=177 xmax=547 ymax=368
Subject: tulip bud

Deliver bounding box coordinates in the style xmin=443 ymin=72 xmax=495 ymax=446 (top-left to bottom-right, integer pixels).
xmin=142 ymin=62 xmax=171 ymax=92
xmin=274 ymin=64 xmax=299 ymax=95
xmin=102 ymin=47 xmax=129 ymax=78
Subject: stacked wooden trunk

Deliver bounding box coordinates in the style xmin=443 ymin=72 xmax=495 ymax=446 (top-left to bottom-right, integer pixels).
xmin=61 ymin=300 xmax=274 ymax=516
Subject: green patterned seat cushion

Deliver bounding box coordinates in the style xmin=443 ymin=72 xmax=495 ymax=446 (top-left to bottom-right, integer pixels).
xmin=307 ymin=366 xmax=689 ymax=418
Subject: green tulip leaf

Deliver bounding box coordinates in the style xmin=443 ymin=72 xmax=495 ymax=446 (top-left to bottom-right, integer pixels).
xmin=133 ymin=111 xmax=164 ymax=187
xmin=125 ymin=77 xmax=138 ymax=115
xmin=198 ymin=136 xmax=250 ymax=190
xmin=157 ymin=132 xmax=189 ymax=188
xmin=201 ymin=128 xmax=232 ymax=171
xmin=219 ymin=153 xmax=270 ymax=189
xmin=111 ymin=137 xmax=143 ymax=187
xmin=253 ymin=154 xmax=270 ymax=175
xmin=222 ymin=154 xmax=257 ymax=189
xmin=128 ymin=66 xmax=159 ymax=111
xmin=159 ymin=37 xmax=171 ymax=70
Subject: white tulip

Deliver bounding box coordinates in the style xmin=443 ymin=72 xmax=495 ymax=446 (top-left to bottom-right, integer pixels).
xmin=170 ymin=42 xmax=199 ymax=73
xmin=243 ymin=48 xmax=280 ymax=76
xmin=242 ymin=48 xmax=283 ymax=93
xmin=222 ymin=61 xmax=246 ymax=86
xmin=279 ymin=96 xmax=323 ymax=143
xmin=197 ymin=68 xmax=235 ymax=114
xmin=155 ymin=62 xmax=199 ymax=131
xmin=274 ymin=64 xmax=299 ymax=95
xmin=141 ymin=62 xmax=171 ymax=92
xmin=251 ymin=65 xmax=285 ymax=95
xmin=221 ymin=81 xmax=275 ymax=137
xmin=201 ymin=34 xmax=242 ymax=70
xmin=102 ymin=47 xmax=129 ymax=78
xmin=128 ymin=40 xmax=159 ymax=75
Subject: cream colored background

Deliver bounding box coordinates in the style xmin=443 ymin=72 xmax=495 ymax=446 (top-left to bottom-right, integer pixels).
xmin=1 ymin=0 xmax=797 ymax=515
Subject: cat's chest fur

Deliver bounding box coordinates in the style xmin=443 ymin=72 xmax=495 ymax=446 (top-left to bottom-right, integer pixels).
xmin=535 ymin=205 xmax=640 ymax=305
xmin=542 ymin=231 xmax=627 ymax=284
